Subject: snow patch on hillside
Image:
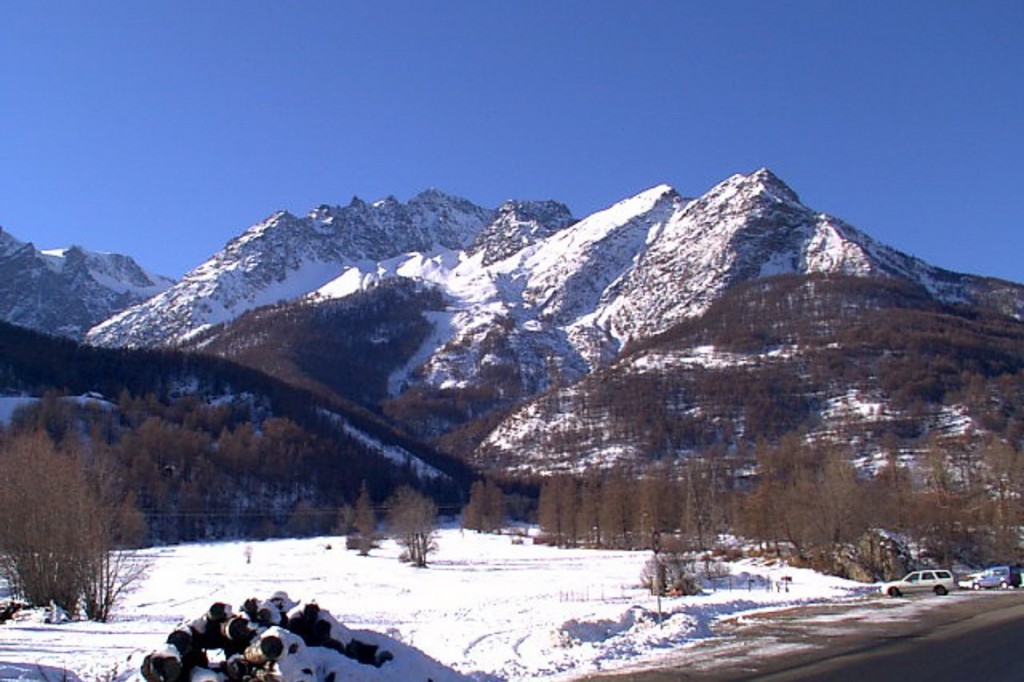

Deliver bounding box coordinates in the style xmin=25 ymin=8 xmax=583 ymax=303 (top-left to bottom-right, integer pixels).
xmin=317 ymin=409 xmax=448 ymax=481
xmin=0 ymin=396 xmax=36 ymax=424
xmin=932 ymin=403 xmax=974 ymax=437
xmin=627 ymin=345 xmax=800 ymax=372
xmin=822 ymin=390 xmax=890 ymax=422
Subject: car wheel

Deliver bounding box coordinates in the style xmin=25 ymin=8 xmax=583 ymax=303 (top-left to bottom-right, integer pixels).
xmin=888 ymin=587 xmax=902 ymax=597
xmin=1001 ymin=581 xmax=1008 ymax=589
xmin=934 ymin=585 xmax=948 ymax=596
xmin=972 ymin=583 xmax=980 ymax=590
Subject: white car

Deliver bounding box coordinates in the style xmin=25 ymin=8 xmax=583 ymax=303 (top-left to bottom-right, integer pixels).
xmin=879 ymin=570 xmax=956 ymax=597
xmin=957 ymin=571 xmax=982 ymax=590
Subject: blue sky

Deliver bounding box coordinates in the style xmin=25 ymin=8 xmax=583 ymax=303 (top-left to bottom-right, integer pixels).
xmin=1 ymin=1 xmax=1021 ymax=282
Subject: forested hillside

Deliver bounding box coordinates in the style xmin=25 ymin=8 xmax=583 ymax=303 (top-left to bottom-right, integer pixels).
xmin=0 ymin=321 xmax=471 ymax=543
xmin=187 ymin=279 xmax=445 ymax=407
xmin=476 ymin=274 xmax=1024 ymax=472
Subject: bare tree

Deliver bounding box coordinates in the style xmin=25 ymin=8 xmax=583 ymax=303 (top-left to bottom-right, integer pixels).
xmin=576 ymin=475 xmax=601 ymax=548
xmin=461 ymin=480 xmax=486 ymax=532
xmin=80 ymin=445 xmax=150 ymax=622
xmin=462 ymin=479 xmax=506 ymax=534
xmin=972 ymin=438 xmax=1024 ymax=561
xmin=598 ymin=469 xmax=634 ymax=549
xmin=0 ymin=432 xmax=88 ymax=611
xmin=80 ymin=547 xmax=150 ymax=622
xmin=912 ymin=444 xmax=973 ymax=567
xmin=640 ymin=552 xmax=701 ymax=596
xmin=679 ymin=458 xmax=713 ymax=552
xmin=386 ymin=487 xmax=438 ymax=567
xmin=481 ymin=479 xmax=507 ymax=533
xmin=0 ymin=431 xmax=149 ymax=620
xmin=538 ymin=476 xmax=581 ymax=547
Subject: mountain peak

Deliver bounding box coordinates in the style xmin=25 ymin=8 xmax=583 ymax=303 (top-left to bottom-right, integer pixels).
xmin=470 ymin=199 xmax=575 ymax=266
xmin=408 ymin=188 xmax=480 ymax=211
xmin=646 ymin=182 xmax=679 ymax=197
xmin=494 ymin=198 xmax=574 ymax=224
xmin=0 ymin=227 xmax=27 ymax=258
xmin=743 ymin=167 xmax=802 ymax=204
xmin=411 ymin=187 xmax=451 ymax=202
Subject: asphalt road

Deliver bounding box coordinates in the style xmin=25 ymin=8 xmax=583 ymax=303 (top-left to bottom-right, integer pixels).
xmin=750 ymin=593 xmax=1024 ymax=682
xmin=582 ymin=591 xmax=1024 ymax=682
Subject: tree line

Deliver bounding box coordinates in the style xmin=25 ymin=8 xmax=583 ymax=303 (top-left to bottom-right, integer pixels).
xmin=3 ymin=408 xmax=1020 ymax=620
xmin=4 ymin=390 xmax=461 ymax=544
xmin=0 ymin=317 xmax=474 ymax=503
xmin=0 ymin=425 xmax=447 ymax=620
xmin=528 ymin=434 xmax=1024 ymax=576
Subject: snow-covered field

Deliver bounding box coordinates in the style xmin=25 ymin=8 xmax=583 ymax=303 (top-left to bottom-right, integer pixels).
xmin=0 ymin=529 xmax=872 ymax=682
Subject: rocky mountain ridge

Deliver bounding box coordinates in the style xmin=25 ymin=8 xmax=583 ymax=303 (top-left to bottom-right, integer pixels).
xmin=0 ymin=227 xmax=172 ymax=339
xmin=85 ymin=169 xmax=1024 ymax=359
xmin=85 ymin=190 xmax=575 ymax=348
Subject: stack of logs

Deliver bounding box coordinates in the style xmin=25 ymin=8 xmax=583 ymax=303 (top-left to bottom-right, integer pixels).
xmin=141 ymin=592 xmax=392 ymax=682
xmin=0 ymin=601 xmax=26 ymax=624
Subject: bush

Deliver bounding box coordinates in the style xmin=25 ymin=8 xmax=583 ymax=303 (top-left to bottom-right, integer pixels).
xmin=640 ymin=552 xmax=702 ymax=596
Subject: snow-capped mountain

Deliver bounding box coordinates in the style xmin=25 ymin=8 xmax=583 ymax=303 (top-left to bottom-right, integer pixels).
xmin=474 ymin=269 xmax=1024 ymax=475
xmin=86 ymin=190 xmax=503 ymax=347
xmin=75 ymin=168 xmax=1024 ymax=474
xmin=330 ymin=168 xmax=1021 ymax=397
xmin=87 ymin=169 xmax=1023 ymax=389
xmin=0 ymin=227 xmax=173 ymax=339
xmin=585 ymin=169 xmax=1023 ymax=358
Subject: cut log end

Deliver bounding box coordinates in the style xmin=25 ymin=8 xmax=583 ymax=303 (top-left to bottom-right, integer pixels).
xmin=142 ymin=653 xmax=182 ymax=682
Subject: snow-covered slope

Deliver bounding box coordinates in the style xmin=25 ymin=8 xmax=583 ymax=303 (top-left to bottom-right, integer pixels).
xmin=592 ymin=168 xmax=1020 ymax=349
xmin=0 ymin=226 xmax=173 ymax=339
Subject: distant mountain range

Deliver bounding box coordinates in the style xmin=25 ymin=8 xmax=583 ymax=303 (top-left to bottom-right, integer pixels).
xmin=83 ymin=169 xmax=1023 ymax=351
xmin=4 ymin=169 xmax=1023 ymax=475
xmin=0 ymin=227 xmax=172 ymax=338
